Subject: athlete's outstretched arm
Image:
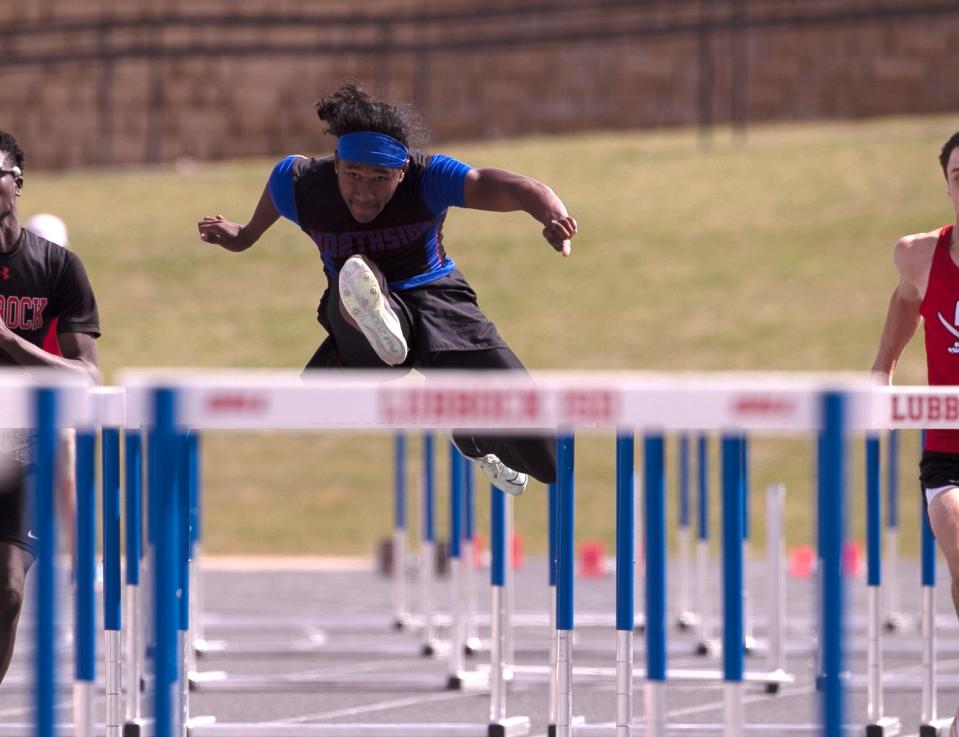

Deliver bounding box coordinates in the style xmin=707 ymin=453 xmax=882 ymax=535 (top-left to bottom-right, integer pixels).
xmin=0 ymin=328 xmax=100 ymax=384
xmin=871 ymin=283 xmax=923 ymax=383
xmin=871 ymin=235 xmax=932 ymax=383
xmin=198 ymin=185 xmax=280 ymax=253
xmin=463 ymin=168 xmax=577 ymax=256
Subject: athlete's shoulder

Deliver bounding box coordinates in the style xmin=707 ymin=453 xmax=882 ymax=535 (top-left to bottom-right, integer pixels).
xmin=894 ymin=228 xmax=943 ymax=279
xmin=897 ymin=227 xmax=943 ymax=250
xmin=405 ymin=151 xmax=471 ymax=176
xmin=892 ymin=228 xmax=942 ymax=295
xmin=20 ymin=227 xmax=64 ymax=262
xmin=273 ymin=153 xmax=333 ymax=180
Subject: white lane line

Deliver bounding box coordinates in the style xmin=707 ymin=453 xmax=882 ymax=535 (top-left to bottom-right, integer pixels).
xmin=276 ymin=690 xmax=475 ymax=723
xmin=0 ymin=694 xmax=75 ymax=718
xmin=664 ymin=683 xmax=817 ymax=719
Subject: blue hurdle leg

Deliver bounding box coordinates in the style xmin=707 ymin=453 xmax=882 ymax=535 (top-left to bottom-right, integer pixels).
xmin=447 ymin=442 xmax=465 ymax=688
xmin=150 ymin=388 xmax=181 ymax=737
xmin=124 ymin=429 xmax=144 ymax=724
xmin=420 ymin=433 xmax=437 ymax=657
xmin=74 ymin=428 xmax=97 ymax=737
xmin=677 ymin=433 xmax=696 ymax=630
xmin=489 ymin=481 xmax=507 ymax=725
xmin=555 ymin=433 xmax=575 ymax=737
xmin=644 ymin=433 xmax=666 ymax=733
xmin=695 ymin=433 xmax=714 ymax=656
xmin=884 ymin=429 xmax=905 ymax=632
xmin=392 ymin=432 xmax=408 ymax=630
xmin=819 ymin=392 xmax=847 ymax=737
xmin=33 ymin=388 xmax=58 ymax=737
xmin=102 ymin=425 xmax=123 ymax=734
xmin=721 ymin=434 xmax=745 ymax=735
xmin=615 ymin=433 xmax=635 ymax=736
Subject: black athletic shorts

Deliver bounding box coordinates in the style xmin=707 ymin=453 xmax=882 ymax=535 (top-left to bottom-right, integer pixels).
xmin=0 ymin=461 xmax=36 ymax=555
xmin=918 ymin=450 xmax=959 ymax=529
xmin=304 ymin=268 xmax=508 ymax=371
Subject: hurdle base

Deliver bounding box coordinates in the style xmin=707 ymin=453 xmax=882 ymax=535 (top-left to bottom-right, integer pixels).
xmin=446 ymin=670 xmax=490 ymax=692
xmin=676 ymin=611 xmax=700 ymax=631
xmin=864 ymin=716 xmax=901 ymax=737
xmin=547 ymin=716 xmax=586 ymax=737
xmin=392 ymin=612 xmax=415 ymax=631
xmin=190 ymin=669 xmax=229 ymax=690
xmin=883 ymin=612 xmax=910 ymax=633
xmin=695 ymin=638 xmax=719 ymax=657
xmin=465 ymin=636 xmax=482 ymax=656
xmin=919 ymin=717 xmax=952 ymax=737
xmin=187 ymin=715 xmax=218 ymax=734
xmin=633 ymin=614 xmax=646 ymax=635
xmin=421 ymin=639 xmax=450 ymax=658
xmin=487 ymin=716 xmax=531 ymax=737
xmin=124 ymin=718 xmax=153 ymax=737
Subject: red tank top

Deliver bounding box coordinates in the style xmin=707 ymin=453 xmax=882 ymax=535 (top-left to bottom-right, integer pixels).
xmin=919 ymin=225 xmax=959 ymax=451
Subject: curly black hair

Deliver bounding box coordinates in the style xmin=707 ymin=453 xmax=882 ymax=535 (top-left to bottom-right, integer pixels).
xmin=0 ymin=130 xmax=25 ymax=172
xmin=315 ymin=84 xmax=427 ymax=148
xmin=940 ymin=131 xmax=959 ymax=180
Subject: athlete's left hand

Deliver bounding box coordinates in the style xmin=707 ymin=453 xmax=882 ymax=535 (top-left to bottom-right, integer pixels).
xmin=543 ymin=216 xmax=577 ymax=257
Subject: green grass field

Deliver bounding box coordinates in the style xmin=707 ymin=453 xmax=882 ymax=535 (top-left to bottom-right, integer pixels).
xmin=19 ymin=115 xmax=957 ymax=557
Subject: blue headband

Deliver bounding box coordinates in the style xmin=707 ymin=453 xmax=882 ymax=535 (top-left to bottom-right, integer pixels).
xmin=336 ymin=132 xmax=409 ymax=168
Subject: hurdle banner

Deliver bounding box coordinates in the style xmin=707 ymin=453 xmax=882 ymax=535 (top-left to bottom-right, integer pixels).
xmin=14 ymin=369 xmax=959 ymax=737
xmin=120 ymin=370 xmax=872 ymax=737
xmin=119 ymin=369 xmax=877 ymax=431
xmin=0 ymin=370 xmax=102 ymax=737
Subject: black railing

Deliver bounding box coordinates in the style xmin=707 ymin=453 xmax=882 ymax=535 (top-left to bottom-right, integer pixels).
xmin=5 ymin=0 xmax=957 ymax=65
xmin=4 ymin=0 xmax=957 ymax=167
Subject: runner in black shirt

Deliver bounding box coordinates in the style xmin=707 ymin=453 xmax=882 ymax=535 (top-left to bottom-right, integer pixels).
xmin=0 ymin=130 xmax=101 ymax=684
xmin=198 ymin=85 xmax=577 ymax=494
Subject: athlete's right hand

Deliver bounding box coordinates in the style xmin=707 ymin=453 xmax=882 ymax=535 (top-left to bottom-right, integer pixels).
xmin=198 ymin=215 xmax=247 ymax=251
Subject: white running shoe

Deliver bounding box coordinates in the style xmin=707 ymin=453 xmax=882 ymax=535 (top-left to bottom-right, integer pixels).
xmin=338 ymin=256 xmax=408 ymax=366
xmin=952 ymin=706 xmax=959 ymax=737
xmin=475 ymin=454 xmax=528 ymax=496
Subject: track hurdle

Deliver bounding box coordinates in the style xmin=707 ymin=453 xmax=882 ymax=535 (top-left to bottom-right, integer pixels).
xmin=121 ymin=371 xmax=942 ymax=737
xmin=419 ymin=433 xmax=440 ymax=656
xmin=864 ymin=433 xmax=901 ymax=735
xmin=463 ymin=449 xmax=482 ymax=655
xmin=675 ymin=434 xmax=696 ymax=631
xmin=883 ymin=429 xmax=907 ymax=632
xmin=447 ymin=443 xmax=486 ymax=689
xmin=544 ymin=379 xmax=860 ymax=737
xmin=918 ymin=460 xmax=951 ymax=736
xmin=0 ymin=371 xmax=108 ymax=737
xmin=184 ymin=431 xmax=494 ymax=694
xmin=392 ymin=432 xmax=409 ymax=629
xmin=694 ymin=433 xmax=714 ymax=656
xmin=489 ymin=481 xmax=531 ymax=736
xmin=122 ymin=371 xmax=529 ymax=737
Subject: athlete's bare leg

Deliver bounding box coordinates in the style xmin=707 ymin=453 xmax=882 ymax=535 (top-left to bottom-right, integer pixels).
xmin=928 ymin=487 xmax=959 ymax=619
xmin=0 ymin=542 xmax=34 ymax=684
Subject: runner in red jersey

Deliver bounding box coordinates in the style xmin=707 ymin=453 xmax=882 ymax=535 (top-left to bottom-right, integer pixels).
xmin=872 ymin=131 xmax=959 ymax=734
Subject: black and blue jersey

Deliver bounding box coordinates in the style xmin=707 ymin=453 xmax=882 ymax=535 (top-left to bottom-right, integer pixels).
xmin=268 ymin=151 xmax=472 ymax=291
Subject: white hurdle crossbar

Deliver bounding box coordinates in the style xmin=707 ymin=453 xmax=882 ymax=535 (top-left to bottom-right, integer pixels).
xmin=3 ymin=370 xmax=940 ymax=737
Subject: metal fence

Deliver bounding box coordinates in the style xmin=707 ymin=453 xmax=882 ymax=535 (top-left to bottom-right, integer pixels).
xmin=3 ymin=0 xmax=958 ymax=167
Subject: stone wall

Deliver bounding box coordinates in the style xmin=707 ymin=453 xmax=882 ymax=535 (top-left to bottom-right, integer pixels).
xmin=3 ymin=0 xmax=958 ymax=169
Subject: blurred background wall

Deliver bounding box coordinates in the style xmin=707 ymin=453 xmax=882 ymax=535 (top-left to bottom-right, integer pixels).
xmin=3 ymin=0 xmax=959 ymax=170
